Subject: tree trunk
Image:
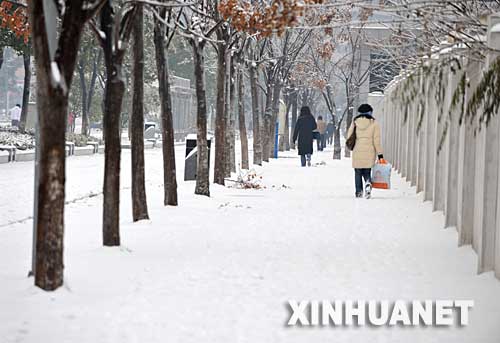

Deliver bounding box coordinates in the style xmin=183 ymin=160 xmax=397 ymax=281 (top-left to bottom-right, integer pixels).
xmin=28 ymin=0 xmax=87 ymax=290
xmin=153 ymin=7 xmax=177 ymax=206
xmin=290 ymin=91 xmax=297 ymax=149
xmin=282 ymin=100 xmax=290 ymax=151
xmin=333 ymin=125 xmax=342 ymax=160
xmin=224 ymin=52 xmax=235 ymax=177
xmin=261 ymin=88 xmax=266 ymax=118
xmin=262 ymin=84 xmax=273 ymax=162
xmin=34 ymin=90 xmax=67 ymax=291
xmin=301 ymin=90 xmax=308 ymax=107
xmin=102 ymin=69 xmax=124 ymax=246
xmin=229 ymin=59 xmax=237 ymax=173
xmin=344 ymin=105 xmax=353 ymax=158
xmin=126 ymin=72 xmax=132 ymax=141
xmin=278 ymin=92 xmax=288 ymax=152
xmin=270 ymin=82 xmax=281 ymax=158
xmin=238 ymin=67 xmax=249 ymax=170
xmin=130 ymin=4 xmax=149 ymax=222
xmin=214 ymin=43 xmax=226 ymax=185
xmin=192 ymin=43 xmax=210 ymax=196
xmin=78 ymin=60 xmax=88 ymax=134
xmin=19 ymin=52 xmax=31 ymax=133
xmin=224 ymin=53 xmax=231 ymax=178
xmin=249 ymin=64 xmax=262 ymax=165
xmin=101 ymin=2 xmax=126 ymax=246
xmin=83 ymin=49 xmax=102 ymax=136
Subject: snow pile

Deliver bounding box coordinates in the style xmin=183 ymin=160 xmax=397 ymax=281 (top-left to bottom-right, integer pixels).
xmin=0 ymin=130 xmax=35 ymax=150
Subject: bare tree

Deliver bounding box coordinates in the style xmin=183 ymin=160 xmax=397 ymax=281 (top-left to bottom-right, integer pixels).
xmin=153 ymin=3 xmax=178 ymax=206
xmin=225 ymin=50 xmax=235 ymax=176
xmin=168 ymin=0 xmax=223 ymax=196
xmin=214 ymin=23 xmax=240 ymax=182
xmin=191 ymin=37 xmax=211 ymax=196
xmin=28 ymin=0 xmax=105 ymax=290
xmin=19 ymin=51 xmax=30 ymax=133
xmin=131 ymin=3 xmax=149 ymax=221
xmin=77 ymin=33 xmax=102 ymax=136
xmin=237 ymin=65 xmax=249 ymax=169
xmin=288 ymin=87 xmax=298 ymax=149
xmin=93 ymin=1 xmax=138 ymax=246
xmin=213 ymin=29 xmax=228 ymax=185
xmin=247 ymin=41 xmax=263 ymax=166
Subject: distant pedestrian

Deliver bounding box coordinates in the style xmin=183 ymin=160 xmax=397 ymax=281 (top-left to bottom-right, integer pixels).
xmin=68 ymin=112 xmax=75 ymax=133
xmin=326 ymin=120 xmax=335 ymax=145
xmin=316 ymin=115 xmax=327 ymax=151
xmin=293 ymin=106 xmax=317 ymax=167
xmin=347 ymin=104 xmax=383 ymax=198
xmin=9 ymin=104 xmax=21 ymax=128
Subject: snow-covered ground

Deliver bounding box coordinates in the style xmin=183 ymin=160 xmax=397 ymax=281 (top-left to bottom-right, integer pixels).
xmin=1 ymin=145 xmax=500 ymax=343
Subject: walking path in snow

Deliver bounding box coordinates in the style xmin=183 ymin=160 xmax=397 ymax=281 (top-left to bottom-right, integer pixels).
xmin=1 ymin=146 xmax=500 ymax=343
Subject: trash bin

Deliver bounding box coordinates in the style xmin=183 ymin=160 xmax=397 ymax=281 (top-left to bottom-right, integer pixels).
xmin=144 ymin=122 xmax=157 ymax=131
xmin=184 ymin=134 xmax=212 ymax=181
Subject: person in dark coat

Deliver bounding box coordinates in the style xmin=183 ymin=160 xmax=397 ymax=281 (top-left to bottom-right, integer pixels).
xmin=326 ymin=120 xmax=335 ymax=145
xmin=293 ymin=106 xmax=317 ymax=167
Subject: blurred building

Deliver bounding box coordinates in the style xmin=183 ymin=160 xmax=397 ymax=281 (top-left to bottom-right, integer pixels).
xmin=170 ymin=75 xmax=196 ymax=135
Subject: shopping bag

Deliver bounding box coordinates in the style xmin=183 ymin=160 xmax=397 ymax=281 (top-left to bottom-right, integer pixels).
xmin=371 ymin=159 xmax=391 ymax=189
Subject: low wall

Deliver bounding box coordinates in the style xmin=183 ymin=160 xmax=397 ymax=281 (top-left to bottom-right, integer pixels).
xmin=0 ymin=139 xmax=166 ymax=164
xmin=379 ymin=14 xmax=500 ymax=280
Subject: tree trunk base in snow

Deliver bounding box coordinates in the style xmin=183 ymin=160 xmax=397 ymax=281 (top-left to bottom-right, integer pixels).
xmin=333 ymin=146 xmax=342 ymax=160
xmin=195 ymin=182 xmax=210 ymax=197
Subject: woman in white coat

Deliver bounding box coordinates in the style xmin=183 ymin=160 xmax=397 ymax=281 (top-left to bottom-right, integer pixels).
xmin=347 ymin=104 xmax=384 ymax=198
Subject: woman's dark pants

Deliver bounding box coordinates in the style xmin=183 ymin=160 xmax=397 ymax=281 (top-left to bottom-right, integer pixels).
xmin=355 ymin=168 xmax=372 ymax=194
xmin=300 ymin=154 xmax=311 ymax=166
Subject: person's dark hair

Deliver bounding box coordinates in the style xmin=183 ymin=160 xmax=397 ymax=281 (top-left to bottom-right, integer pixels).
xmin=16 ymin=104 xmax=20 ymax=107
xmin=300 ymin=106 xmax=312 ymax=117
xmin=358 ymin=104 xmax=373 ymax=114
xmin=318 ymin=115 xmax=323 ymax=120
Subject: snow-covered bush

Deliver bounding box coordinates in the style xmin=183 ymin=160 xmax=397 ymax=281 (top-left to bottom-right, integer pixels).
xmin=0 ymin=129 xmax=35 ymax=150
xmin=66 ymin=133 xmax=102 ymax=147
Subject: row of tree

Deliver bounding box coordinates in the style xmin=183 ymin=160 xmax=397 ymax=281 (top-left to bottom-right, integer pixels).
xmin=23 ymin=0 xmax=328 ymax=291
xmin=9 ymin=0 xmax=497 ymax=291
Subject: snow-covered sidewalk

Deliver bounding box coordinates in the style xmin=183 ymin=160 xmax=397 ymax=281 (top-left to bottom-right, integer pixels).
xmin=1 ymin=147 xmax=500 ymax=343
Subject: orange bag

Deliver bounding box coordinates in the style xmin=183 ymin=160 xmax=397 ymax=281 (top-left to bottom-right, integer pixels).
xmin=371 ymin=159 xmax=391 ymax=189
